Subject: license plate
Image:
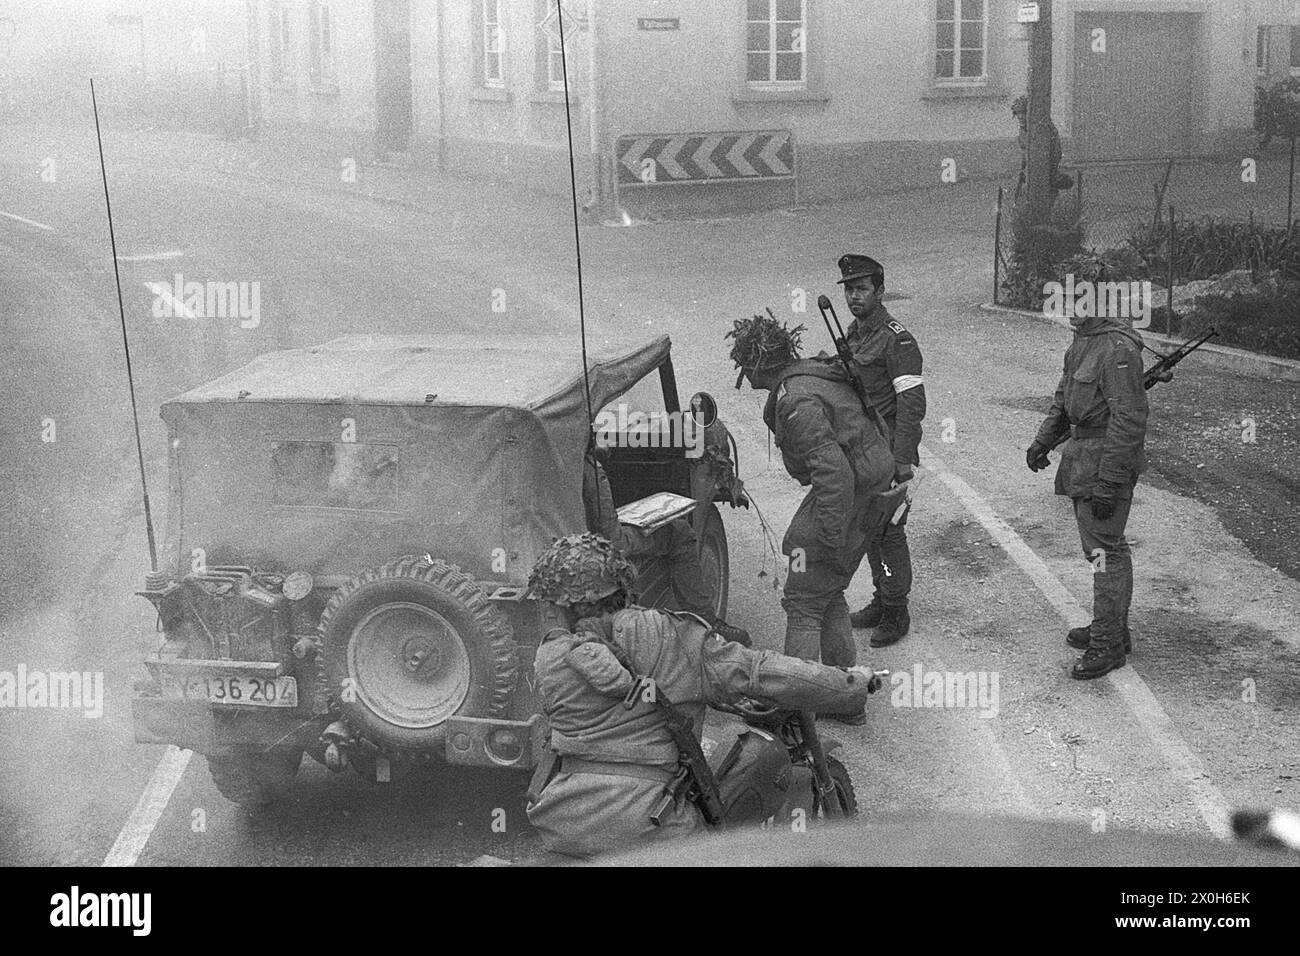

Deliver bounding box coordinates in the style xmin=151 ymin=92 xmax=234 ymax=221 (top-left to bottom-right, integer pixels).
xmin=161 ymin=674 xmax=298 ymax=708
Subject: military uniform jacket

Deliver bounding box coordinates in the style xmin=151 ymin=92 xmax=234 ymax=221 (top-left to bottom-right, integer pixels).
xmin=763 ymin=360 xmax=895 ymax=559
xmin=1034 ymin=320 xmax=1149 ymax=499
xmin=844 ymin=304 xmax=926 ymax=477
xmin=527 ymin=607 xmax=875 ymax=856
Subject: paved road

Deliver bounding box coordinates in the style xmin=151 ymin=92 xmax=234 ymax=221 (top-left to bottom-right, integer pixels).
xmin=1 ymin=123 xmax=1297 ymax=866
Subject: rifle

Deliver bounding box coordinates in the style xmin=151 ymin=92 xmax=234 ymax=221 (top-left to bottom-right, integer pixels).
xmin=816 ymin=294 xmax=890 ymax=440
xmin=816 ymin=294 xmax=911 ymax=525
xmin=1031 ymin=327 xmax=1218 ymax=468
xmin=593 ymin=632 xmax=725 ymax=827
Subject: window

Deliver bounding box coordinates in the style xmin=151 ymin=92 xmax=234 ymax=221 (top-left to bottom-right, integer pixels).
xmin=268 ymin=2 xmax=291 ymax=82
xmin=1258 ymin=27 xmax=1271 ymax=77
xmin=935 ymin=0 xmax=987 ymax=85
xmin=1291 ymin=26 xmax=1300 ymax=77
xmin=308 ymin=1 xmax=335 ymax=87
xmin=482 ymin=0 xmax=505 ymax=88
xmin=272 ymin=442 xmax=399 ymax=512
xmin=746 ymin=0 xmax=807 ymax=88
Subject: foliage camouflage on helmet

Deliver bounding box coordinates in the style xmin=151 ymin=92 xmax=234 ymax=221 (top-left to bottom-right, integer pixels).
xmin=527 ymin=533 xmax=637 ymax=606
xmin=725 ymin=308 xmax=805 ymax=380
xmin=1011 ymin=94 xmax=1028 ymax=117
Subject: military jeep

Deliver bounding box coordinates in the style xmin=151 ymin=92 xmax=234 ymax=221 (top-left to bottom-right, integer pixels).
xmin=131 ymin=333 xmax=745 ymax=806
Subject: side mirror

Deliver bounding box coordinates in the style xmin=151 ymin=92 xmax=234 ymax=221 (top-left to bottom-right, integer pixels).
xmin=688 ymin=391 xmax=718 ymax=428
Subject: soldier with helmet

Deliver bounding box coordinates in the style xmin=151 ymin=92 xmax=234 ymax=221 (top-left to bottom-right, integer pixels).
xmin=523 ymin=533 xmax=880 ymax=858
xmin=726 ymin=314 xmax=897 ymax=724
xmin=836 ymin=254 xmax=926 ymax=648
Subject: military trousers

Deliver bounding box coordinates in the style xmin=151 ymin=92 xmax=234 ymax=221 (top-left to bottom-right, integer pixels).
xmin=862 ymin=507 xmax=913 ymax=608
xmin=781 ymin=558 xmax=861 ymax=667
xmin=1073 ymin=495 xmax=1134 ymax=650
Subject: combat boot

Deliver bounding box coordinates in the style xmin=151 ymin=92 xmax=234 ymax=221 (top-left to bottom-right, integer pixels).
xmin=1067 ymin=625 xmax=1132 ymax=654
xmin=1070 ymin=644 xmax=1126 ymax=680
xmin=710 ymin=618 xmax=751 ymax=647
xmin=850 ymin=597 xmax=883 ymax=629
xmin=870 ymin=605 xmax=910 ymax=648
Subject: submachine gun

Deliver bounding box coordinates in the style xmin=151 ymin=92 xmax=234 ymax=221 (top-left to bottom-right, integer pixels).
xmin=1030 ymin=327 xmax=1218 ymax=470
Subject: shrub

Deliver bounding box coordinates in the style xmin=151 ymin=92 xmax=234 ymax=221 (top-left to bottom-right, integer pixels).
xmin=1181 ymin=281 xmax=1300 ymax=360
xmin=1129 ymin=217 xmax=1300 ymax=283
xmin=1000 ymin=196 xmax=1087 ymax=310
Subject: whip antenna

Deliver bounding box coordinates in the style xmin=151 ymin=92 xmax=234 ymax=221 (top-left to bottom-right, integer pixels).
xmin=91 ymin=79 xmax=157 ymax=571
xmin=556 ymin=3 xmax=601 ymax=523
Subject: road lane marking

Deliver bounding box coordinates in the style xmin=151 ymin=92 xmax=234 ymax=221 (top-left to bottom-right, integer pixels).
xmin=118 ymin=251 xmax=186 ymax=262
xmin=921 ymin=445 xmax=1232 ymax=840
xmin=0 ymin=210 xmax=53 ymax=231
xmin=103 ymin=746 xmax=192 ymax=867
xmin=144 ymin=281 xmax=199 ymax=318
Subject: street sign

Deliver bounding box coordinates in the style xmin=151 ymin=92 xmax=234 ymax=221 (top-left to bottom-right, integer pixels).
xmin=616 ymin=131 xmax=796 ymax=185
xmin=538 ymin=1 xmax=585 ymax=45
xmin=1017 ymin=2 xmax=1041 ymax=23
xmin=638 ymin=18 xmax=680 ymax=31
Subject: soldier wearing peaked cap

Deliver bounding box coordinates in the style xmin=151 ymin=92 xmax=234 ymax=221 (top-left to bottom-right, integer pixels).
xmin=836 ymin=255 xmax=927 ymax=648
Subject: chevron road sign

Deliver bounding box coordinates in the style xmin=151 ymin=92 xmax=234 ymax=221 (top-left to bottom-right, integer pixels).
xmin=616 ymin=130 xmax=796 ymax=186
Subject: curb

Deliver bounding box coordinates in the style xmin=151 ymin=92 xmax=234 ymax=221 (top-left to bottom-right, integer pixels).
xmin=978 ymin=302 xmax=1300 ymax=383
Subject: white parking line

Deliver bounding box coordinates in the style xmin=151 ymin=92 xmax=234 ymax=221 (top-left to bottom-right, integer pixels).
xmin=103 ymin=746 xmax=192 ymax=867
xmin=0 ymin=210 xmax=53 ymax=231
xmin=921 ymin=445 xmax=1232 ymax=839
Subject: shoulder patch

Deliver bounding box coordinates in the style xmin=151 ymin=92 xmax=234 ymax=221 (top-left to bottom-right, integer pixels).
xmin=887 ymin=320 xmax=906 ymax=335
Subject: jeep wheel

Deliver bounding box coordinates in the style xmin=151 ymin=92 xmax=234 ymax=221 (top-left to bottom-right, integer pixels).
xmin=697 ymin=504 xmax=729 ymax=619
xmin=320 ymin=557 xmax=517 ymax=751
xmin=207 ymin=749 xmax=303 ymax=808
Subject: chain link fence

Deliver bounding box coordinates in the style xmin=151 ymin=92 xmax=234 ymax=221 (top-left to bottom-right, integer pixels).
xmin=994 ymin=150 xmax=1300 ymax=303
xmin=1072 ymin=152 xmax=1297 ymax=252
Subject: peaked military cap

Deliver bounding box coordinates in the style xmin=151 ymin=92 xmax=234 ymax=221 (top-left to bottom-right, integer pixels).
xmin=837 ymin=254 xmax=885 ymax=285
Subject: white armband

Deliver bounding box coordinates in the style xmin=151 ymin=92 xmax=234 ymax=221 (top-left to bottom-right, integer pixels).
xmin=892 ymin=375 xmax=924 ymax=393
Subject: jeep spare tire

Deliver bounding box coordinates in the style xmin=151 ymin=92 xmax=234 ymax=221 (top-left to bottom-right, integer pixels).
xmin=320 ymin=557 xmax=517 ymax=750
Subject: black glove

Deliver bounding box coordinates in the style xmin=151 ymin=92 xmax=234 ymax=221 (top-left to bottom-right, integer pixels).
xmin=1025 ymin=441 xmax=1051 ymax=472
xmin=1090 ymin=484 xmax=1120 ymax=521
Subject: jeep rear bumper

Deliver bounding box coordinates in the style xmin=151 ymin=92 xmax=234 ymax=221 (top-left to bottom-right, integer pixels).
xmin=132 ymin=696 xmax=329 ymax=756
xmin=132 ymin=696 xmax=547 ymax=770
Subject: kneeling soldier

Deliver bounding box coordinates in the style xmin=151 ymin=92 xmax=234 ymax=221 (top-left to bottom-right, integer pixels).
xmin=524 ymin=533 xmax=878 ymax=858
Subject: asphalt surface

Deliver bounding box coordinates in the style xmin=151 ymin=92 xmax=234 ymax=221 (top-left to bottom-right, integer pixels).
xmin=1 ymin=123 xmax=1297 ymax=866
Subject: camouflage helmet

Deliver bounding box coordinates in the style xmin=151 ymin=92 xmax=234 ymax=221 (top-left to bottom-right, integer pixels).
xmin=725 ymin=309 xmax=806 ymax=387
xmin=526 ymin=533 xmax=637 ymax=607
